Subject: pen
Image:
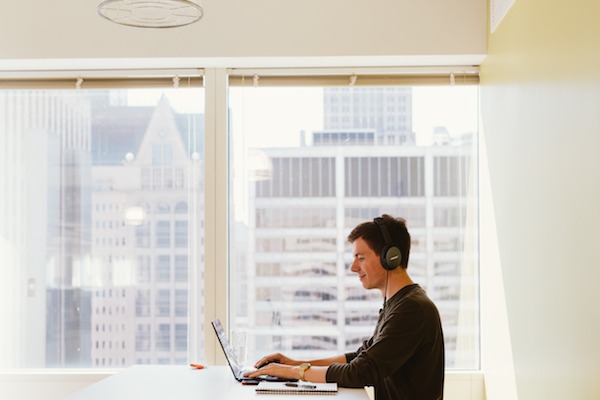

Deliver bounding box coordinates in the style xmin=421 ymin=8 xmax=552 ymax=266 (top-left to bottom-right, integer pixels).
xmin=190 ymin=363 xmax=205 ymax=369
xmin=285 ymin=382 xmax=317 ymax=389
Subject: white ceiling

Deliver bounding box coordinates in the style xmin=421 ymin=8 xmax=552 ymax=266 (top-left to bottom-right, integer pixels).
xmin=0 ymin=0 xmax=487 ymax=71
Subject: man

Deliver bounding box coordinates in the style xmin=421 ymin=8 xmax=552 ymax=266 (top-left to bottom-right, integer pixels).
xmin=245 ymin=214 xmax=445 ymax=400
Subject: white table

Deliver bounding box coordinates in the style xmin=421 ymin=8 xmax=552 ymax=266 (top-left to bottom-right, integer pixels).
xmin=65 ymin=365 xmax=370 ymax=400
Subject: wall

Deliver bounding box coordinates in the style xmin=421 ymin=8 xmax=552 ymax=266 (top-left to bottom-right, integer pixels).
xmin=480 ymin=0 xmax=600 ymax=399
xmin=0 ymin=0 xmax=485 ymax=68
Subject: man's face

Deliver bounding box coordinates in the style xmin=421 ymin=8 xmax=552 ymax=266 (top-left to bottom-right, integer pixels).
xmin=350 ymin=237 xmax=386 ymax=291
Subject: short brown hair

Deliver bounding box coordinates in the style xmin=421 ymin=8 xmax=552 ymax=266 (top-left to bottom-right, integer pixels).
xmin=347 ymin=214 xmax=411 ymax=268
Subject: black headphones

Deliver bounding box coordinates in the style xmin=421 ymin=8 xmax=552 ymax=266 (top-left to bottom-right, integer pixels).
xmin=373 ymin=217 xmax=402 ymax=270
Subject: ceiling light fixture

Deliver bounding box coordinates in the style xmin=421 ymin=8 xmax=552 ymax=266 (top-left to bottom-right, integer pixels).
xmin=98 ymin=0 xmax=203 ymax=28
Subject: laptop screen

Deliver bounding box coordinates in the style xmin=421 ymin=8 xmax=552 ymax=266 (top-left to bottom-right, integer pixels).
xmin=211 ymin=318 xmax=297 ymax=384
xmin=211 ymin=319 xmax=243 ymax=378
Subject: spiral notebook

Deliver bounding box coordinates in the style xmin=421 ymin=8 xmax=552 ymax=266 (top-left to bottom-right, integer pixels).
xmin=256 ymin=381 xmax=338 ymax=395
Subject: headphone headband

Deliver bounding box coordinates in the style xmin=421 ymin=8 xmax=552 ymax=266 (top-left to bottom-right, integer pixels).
xmin=374 ymin=217 xmax=394 ymax=243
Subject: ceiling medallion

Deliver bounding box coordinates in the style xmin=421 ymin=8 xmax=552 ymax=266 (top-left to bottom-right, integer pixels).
xmin=98 ymin=0 xmax=203 ymax=28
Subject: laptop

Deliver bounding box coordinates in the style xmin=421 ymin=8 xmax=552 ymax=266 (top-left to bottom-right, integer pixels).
xmin=210 ymin=319 xmax=297 ymax=384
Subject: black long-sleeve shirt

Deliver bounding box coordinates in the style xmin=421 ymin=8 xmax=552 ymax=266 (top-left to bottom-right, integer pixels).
xmin=326 ymin=284 xmax=445 ymax=400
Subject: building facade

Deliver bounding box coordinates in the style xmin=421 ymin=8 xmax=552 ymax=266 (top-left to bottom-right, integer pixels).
xmin=239 ymin=87 xmax=478 ymax=368
xmin=89 ymin=95 xmax=204 ymax=367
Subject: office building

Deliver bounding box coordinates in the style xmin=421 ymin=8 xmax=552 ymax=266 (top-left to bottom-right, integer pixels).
xmin=322 ymin=87 xmax=415 ymax=145
xmin=88 ymin=93 xmax=204 ymax=366
xmin=244 ymin=87 xmax=478 ymax=366
xmin=0 ymin=91 xmax=92 ymax=367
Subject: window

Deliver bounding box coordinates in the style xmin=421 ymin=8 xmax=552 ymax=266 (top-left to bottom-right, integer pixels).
xmin=156 ymin=255 xmax=171 ymax=282
xmin=1 ymin=70 xmax=479 ymax=372
xmin=344 ymin=157 xmax=424 ymax=197
xmin=135 ymin=324 xmax=151 ymax=352
xmin=156 ymin=221 xmax=171 ymax=248
xmin=175 ymin=324 xmax=188 ymax=352
xmin=175 ymin=289 xmax=188 ymax=317
xmin=156 ymin=324 xmax=171 ymax=351
xmin=135 ymin=222 xmax=151 ymax=248
xmin=228 ymin=83 xmax=479 ymax=369
xmin=156 ymin=289 xmax=171 ymax=316
xmin=153 ymin=144 xmax=173 ymax=166
xmin=256 ymin=157 xmax=336 ymax=198
xmin=136 ymin=290 xmax=151 ymax=317
xmin=0 ymin=86 xmax=204 ymax=368
xmin=174 ymin=255 xmax=189 ymax=282
xmin=175 ymin=221 xmax=189 ymax=248
xmin=137 ymin=256 xmax=151 ymax=283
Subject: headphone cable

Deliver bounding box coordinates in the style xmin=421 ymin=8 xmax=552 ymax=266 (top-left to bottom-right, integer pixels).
xmin=383 ymin=269 xmax=390 ymax=309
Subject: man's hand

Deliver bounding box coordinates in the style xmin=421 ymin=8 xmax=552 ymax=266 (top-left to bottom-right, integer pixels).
xmin=244 ymin=362 xmax=299 ymax=380
xmin=253 ymin=353 xmax=299 ymax=368
xmin=245 ymin=352 xmax=336 ymax=383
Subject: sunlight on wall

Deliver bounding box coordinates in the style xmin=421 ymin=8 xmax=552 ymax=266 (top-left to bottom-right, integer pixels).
xmin=479 ymin=131 xmax=518 ymax=400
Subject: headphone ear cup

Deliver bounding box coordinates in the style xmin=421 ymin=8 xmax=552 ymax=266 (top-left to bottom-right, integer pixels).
xmin=381 ymin=244 xmax=402 ymax=271
xmin=374 ymin=217 xmax=403 ymax=270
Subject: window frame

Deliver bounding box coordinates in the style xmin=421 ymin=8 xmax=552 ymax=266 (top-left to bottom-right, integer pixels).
xmin=0 ymin=66 xmax=479 ymax=369
xmin=206 ymin=67 xmax=480 ymax=366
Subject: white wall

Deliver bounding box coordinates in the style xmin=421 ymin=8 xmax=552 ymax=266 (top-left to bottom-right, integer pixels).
xmin=0 ymin=0 xmax=485 ymax=68
xmin=480 ymin=0 xmax=600 ymax=399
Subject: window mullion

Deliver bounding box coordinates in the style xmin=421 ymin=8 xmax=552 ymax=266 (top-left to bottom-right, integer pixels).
xmin=201 ymin=68 xmax=229 ymax=365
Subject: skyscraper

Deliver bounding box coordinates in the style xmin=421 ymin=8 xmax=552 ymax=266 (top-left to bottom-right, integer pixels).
xmin=321 ymin=87 xmax=415 ymax=145
xmin=89 ymin=94 xmax=204 ymax=367
xmin=238 ymin=87 xmax=478 ymax=368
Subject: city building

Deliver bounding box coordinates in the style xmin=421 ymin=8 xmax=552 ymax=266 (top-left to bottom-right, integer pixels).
xmin=322 ymin=87 xmax=415 ymax=145
xmin=241 ymin=87 xmax=478 ymax=368
xmin=0 ymin=90 xmax=92 ymax=367
xmin=89 ymin=93 xmax=204 ymax=366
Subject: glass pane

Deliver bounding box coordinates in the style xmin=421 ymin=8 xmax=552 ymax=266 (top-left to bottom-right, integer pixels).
xmin=228 ymin=85 xmax=479 ymax=369
xmin=0 ymin=88 xmax=205 ymax=368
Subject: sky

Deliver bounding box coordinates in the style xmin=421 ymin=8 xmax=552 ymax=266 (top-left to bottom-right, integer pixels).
xmin=128 ymin=85 xmax=479 ymax=147
xmin=127 ymin=85 xmax=479 ymax=223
